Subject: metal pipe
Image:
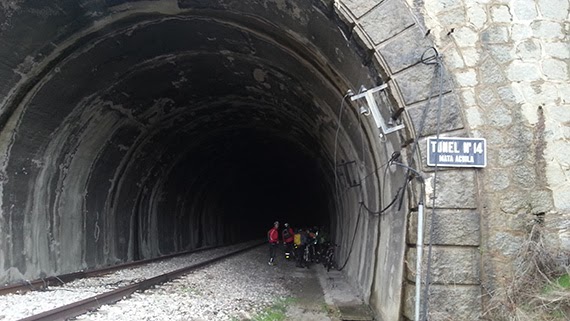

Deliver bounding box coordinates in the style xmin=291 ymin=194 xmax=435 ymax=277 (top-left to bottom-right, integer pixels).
xmin=388 ymin=161 xmax=426 ymax=321
xmin=415 ymin=202 xmax=424 ymax=321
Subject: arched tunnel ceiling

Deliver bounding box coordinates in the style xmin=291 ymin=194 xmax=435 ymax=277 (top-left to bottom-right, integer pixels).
xmin=0 ymin=0 xmax=389 ymax=277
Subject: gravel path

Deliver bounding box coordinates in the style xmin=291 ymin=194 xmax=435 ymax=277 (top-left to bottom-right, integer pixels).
xmin=0 ymin=242 xmax=366 ymax=321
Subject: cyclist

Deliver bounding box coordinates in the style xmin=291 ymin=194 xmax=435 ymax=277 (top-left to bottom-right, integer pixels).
xmin=307 ymin=227 xmax=319 ymax=263
xmin=293 ymin=229 xmax=302 ymax=262
xmin=267 ymin=221 xmax=280 ymax=265
xmin=296 ymin=228 xmax=309 ymax=268
xmin=282 ymin=223 xmax=294 ymax=259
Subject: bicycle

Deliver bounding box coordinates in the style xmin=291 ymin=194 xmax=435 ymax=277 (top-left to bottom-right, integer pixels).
xmin=321 ymin=242 xmax=338 ymax=272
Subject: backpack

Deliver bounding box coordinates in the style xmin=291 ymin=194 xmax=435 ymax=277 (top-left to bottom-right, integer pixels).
xmin=268 ymin=228 xmax=279 ymax=242
xmin=282 ymin=228 xmax=291 ymax=239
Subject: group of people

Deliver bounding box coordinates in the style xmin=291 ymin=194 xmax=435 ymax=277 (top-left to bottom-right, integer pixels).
xmin=266 ymin=221 xmax=324 ymax=268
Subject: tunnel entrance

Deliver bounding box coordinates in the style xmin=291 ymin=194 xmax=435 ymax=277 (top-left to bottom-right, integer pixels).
xmin=157 ymin=127 xmax=332 ymax=254
xmin=0 ymin=1 xmax=419 ymax=320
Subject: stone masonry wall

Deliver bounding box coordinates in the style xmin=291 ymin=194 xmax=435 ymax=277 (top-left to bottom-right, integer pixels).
xmin=413 ymin=0 xmax=570 ymax=315
xmin=336 ymin=0 xmax=482 ymax=319
xmin=337 ymin=0 xmax=568 ymax=320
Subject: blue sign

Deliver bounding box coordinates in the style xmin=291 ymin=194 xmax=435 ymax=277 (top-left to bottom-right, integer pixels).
xmin=427 ymin=137 xmax=486 ymax=168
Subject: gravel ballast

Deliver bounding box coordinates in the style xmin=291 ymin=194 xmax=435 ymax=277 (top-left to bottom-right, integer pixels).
xmin=0 ymin=242 xmax=366 ymax=321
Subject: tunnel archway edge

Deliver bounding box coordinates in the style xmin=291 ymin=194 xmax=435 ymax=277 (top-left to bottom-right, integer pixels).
xmin=0 ymin=1 xmax=483 ymax=320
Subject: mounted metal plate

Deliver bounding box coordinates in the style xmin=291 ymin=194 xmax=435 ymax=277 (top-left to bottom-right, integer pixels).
xmin=350 ymin=84 xmax=405 ymax=135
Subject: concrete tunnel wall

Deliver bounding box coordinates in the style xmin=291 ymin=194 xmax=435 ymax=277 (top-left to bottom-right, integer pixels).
xmin=0 ymin=0 xmax=379 ymax=271
xmin=0 ymin=0 xmax=475 ymax=320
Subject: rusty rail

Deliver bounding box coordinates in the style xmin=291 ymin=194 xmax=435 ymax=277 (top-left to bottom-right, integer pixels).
xmin=18 ymin=241 xmax=263 ymax=321
xmin=0 ymin=242 xmax=243 ymax=296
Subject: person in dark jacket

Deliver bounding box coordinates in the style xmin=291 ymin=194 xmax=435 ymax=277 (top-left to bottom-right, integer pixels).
xmin=296 ymin=228 xmax=309 ymax=268
xmin=267 ymin=221 xmax=280 ymax=265
xmin=282 ymin=223 xmax=294 ymax=259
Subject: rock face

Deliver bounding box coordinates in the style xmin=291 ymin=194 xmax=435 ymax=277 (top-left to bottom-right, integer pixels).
xmin=0 ymin=0 xmax=568 ymax=320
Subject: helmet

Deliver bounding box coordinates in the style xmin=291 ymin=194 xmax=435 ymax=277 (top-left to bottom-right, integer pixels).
xmin=284 ymin=223 xmax=289 ymax=227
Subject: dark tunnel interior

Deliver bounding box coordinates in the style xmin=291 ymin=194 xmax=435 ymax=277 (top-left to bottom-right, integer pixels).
xmin=157 ymin=128 xmax=332 ymax=254
xmin=0 ymin=2 xmax=387 ymax=280
xmin=0 ymin=2 xmax=489 ymax=319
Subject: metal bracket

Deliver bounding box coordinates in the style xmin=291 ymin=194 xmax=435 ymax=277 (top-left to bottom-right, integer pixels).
xmin=338 ymin=160 xmax=360 ymax=188
xmin=351 ymin=84 xmax=405 ymax=135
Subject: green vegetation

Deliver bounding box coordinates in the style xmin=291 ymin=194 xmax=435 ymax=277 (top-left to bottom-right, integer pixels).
xmin=321 ymin=303 xmax=341 ymax=318
xmin=179 ymin=285 xmax=201 ymax=295
xmin=250 ymin=297 xmax=297 ymax=321
xmin=543 ymin=274 xmax=570 ymax=294
xmin=485 ymin=222 xmax=570 ymax=321
xmin=555 ymin=274 xmax=570 ymax=289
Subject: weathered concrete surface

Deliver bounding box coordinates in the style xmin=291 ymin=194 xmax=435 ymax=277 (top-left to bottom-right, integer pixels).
xmin=1 ymin=0 xmax=566 ymax=320
xmin=335 ymin=0 xmax=481 ymax=318
xmin=0 ymin=0 xmax=377 ymax=281
xmin=0 ymin=3 xmax=412 ymax=321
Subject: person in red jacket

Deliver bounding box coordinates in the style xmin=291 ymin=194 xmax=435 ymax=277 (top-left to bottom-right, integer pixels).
xmin=282 ymin=223 xmax=294 ymax=259
xmin=267 ymin=221 xmax=280 ymax=265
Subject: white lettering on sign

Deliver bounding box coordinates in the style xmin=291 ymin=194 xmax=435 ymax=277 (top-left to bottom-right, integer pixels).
xmin=427 ymin=137 xmax=487 ymax=168
xmin=430 ymin=140 xmax=485 ymax=154
xmin=473 ymin=142 xmax=484 ymax=154
xmin=430 ymin=141 xmax=459 ymax=153
xmin=455 ymin=155 xmax=474 ymax=163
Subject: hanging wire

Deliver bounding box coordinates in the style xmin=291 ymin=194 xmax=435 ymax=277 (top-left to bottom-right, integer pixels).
xmin=332 ymin=85 xmax=405 ymax=270
xmin=332 ymin=47 xmax=446 ymax=320
xmin=337 ymin=202 xmax=363 ymax=271
xmin=390 ymin=161 xmax=425 ymax=203
xmin=333 ymin=91 xmax=353 ymax=239
xmin=396 ymin=47 xmax=441 ymax=212
xmin=352 ymin=81 xmax=405 ymax=215
xmin=421 ymin=48 xmax=445 ymax=321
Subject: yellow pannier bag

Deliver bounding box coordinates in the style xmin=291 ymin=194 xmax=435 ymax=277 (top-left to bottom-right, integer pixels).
xmin=294 ymin=233 xmax=301 ymax=245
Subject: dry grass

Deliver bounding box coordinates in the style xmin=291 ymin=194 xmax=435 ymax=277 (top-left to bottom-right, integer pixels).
xmin=484 ymin=221 xmax=570 ymax=321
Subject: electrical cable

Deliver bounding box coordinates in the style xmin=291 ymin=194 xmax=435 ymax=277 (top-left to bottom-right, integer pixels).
xmin=356 ymin=102 xmax=384 ymax=215
xmin=360 ymin=186 xmax=403 ymax=215
xmin=421 ymin=48 xmax=445 ymax=321
xmin=396 ymin=47 xmax=441 ymax=212
xmin=359 ymin=105 xmax=366 ymax=171
xmin=338 ymin=160 xmax=404 ymax=271
xmin=336 ymin=84 xmax=411 ymax=272
xmin=354 ymin=151 xmax=398 ymax=189
xmin=390 ymin=161 xmax=425 ymax=203
xmin=333 ymin=91 xmax=353 ymax=238
xmin=333 ymin=47 xmax=445 ymax=318
xmin=333 ymin=155 xmax=393 ymax=210
xmin=359 ymin=151 xmax=403 ymax=214
xmin=333 ymin=87 xmax=403 ymax=271
xmin=337 ymin=202 xmax=364 ymax=271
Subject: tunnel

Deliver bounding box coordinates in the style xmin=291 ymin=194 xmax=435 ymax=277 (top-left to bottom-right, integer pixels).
xmin=0 ymin=1 xmax=418 ymax=319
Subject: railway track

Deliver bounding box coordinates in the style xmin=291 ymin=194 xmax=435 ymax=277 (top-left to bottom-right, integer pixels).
xmin=0 ymin=243 xmax=245 ymax=296
xmin=1 ymin=241 xmax=263 ymax=321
